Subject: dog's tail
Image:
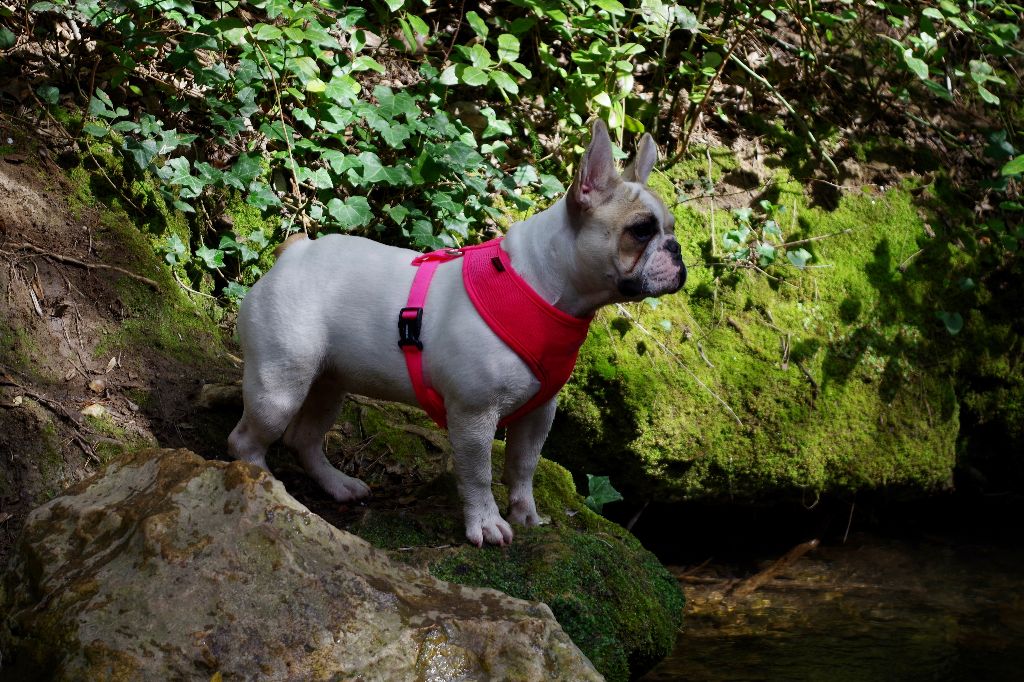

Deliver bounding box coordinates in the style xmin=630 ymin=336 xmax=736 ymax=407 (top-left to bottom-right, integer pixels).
xmin=274 ymin=232 xmax=308 ymax=258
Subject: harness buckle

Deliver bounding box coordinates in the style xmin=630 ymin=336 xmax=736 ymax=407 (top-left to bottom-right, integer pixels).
xmin=398 ymin=307 xmax=424 ymax=350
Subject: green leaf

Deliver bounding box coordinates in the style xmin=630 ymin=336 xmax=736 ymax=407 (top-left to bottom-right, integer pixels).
xmin=37 ymin=85 xmax=59 ymax=105
xmin=512 ymin=164 xmax=539 ymax=186
xmin=903 ymin=49 xmax=929 ymax=80
xmin=351 ymin=55 xmax=386 ymax=73
xmin=224 ymin=281 xmax=250 ymax=302
xmin=497 ymin=33 xmax=520 ymax=62
xmin=305 ymin=78 xmax=327 ymax=94
xmin=757 ymin=243 xmax=777 ymax=265
xmin=253 ymin=23 xmax=282 ymax=41
xmin=936 ymin=311 xmax=963 ymax=335
xmin=196 ymin=245 xmax=225 ymax=269
xmin=786 ymin=247 xmax=812 ymax=269
xmin=465 ymin=10 xmax=488 ymax=38
xmin=1001 ymin=155 xmax=1024 ymax=177
xmin=327 ymin=196 xmax=372 ymax=229
xmin=977 ymin=85 xmax=1000 ymax=105
xmin=458 ymin=65 xmax=489 ymax=87
xmin=489 ymin=70 xmax=519 ymax=94
xmin=161 ymin=234 xmax=188 ymax=265
xmin=122 ymin=137 xmax=159 ymax=169
xmin=0 ymin=27 xmax=15 ymax=49
xmin=584 ymin=474 xmax=623 ymax=514
xmin=593 ymin=0 xmax=626 ymax=15
xmin=83 ymin=122 xmax=108 ymax=138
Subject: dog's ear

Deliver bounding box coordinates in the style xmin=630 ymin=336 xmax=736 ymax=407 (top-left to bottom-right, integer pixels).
xmin=621 ymin=133 xmax=658 ymax=185
xmin=569 ymin=119 xmax=618 ymax=212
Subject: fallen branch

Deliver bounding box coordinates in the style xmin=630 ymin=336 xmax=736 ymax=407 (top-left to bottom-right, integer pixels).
xmin=4 ymin=242 xmax=160 ymax=290
xmin=777 ymin=229 xmax=853 ymax=249
xmin=730 ymin=538 xmax=820 ymax=597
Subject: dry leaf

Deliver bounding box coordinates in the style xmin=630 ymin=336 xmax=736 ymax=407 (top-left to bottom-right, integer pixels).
xmin=81 ymin=403 xmax=106 ymax=418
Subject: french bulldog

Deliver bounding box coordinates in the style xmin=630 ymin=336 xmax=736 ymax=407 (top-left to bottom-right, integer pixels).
xmin=228 ymin=119 xmax=685 ymax=546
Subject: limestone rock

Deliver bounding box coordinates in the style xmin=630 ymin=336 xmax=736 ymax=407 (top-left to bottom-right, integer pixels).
xmin=0 ymin=449 xmax=602 ymax=681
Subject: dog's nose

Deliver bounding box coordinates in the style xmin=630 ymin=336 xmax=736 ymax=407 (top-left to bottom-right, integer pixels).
xmin=664 ymin=239 xmax=684 ymax=265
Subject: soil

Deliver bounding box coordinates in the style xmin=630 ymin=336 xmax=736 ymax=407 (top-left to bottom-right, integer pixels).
xmin=0 ymin=122 xmax=239 ymax=566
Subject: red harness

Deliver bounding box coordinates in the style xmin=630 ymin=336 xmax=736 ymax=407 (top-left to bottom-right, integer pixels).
xmin=397 ymin=238 xmax=592 ymax=429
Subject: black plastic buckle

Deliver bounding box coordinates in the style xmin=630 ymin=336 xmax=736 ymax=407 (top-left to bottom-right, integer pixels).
xmin=398 ymin=307 xmax=423 ymax=350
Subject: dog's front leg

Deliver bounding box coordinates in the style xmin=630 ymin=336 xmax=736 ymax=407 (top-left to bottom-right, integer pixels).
xmin=502 ymin=397 xmax=557 ymax=528
xmin=448 ymin=408 xmax=514 ymax=547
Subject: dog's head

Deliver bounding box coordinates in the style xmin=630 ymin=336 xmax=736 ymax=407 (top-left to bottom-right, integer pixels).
xmin=566 ymin=119 xmax=686 ymax=301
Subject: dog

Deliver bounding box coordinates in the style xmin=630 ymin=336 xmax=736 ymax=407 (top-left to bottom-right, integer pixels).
xmin=228 ymin=120 xmax=685 ymax=546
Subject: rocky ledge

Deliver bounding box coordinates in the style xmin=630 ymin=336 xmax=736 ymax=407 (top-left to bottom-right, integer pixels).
xmin=0 ymin=448 xmax=602 ymax=681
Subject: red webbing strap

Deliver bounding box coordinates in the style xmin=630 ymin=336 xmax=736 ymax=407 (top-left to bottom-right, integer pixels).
xmin=400 ymin=249 xmax=463 ymax=428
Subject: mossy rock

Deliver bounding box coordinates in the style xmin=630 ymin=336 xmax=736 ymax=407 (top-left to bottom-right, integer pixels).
xmin=548 ymin=171 xmax=959 ymax=502
xmin=329 ymin=401 xmax=684 ymax=682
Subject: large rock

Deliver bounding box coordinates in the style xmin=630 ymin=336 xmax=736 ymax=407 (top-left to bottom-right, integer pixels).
xmin=0 ymin=449 xmax=601 ymax=681
xmin=549 ymin=181 xmax=959 ymax=501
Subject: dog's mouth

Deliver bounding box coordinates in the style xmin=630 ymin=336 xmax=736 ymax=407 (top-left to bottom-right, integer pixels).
xmin=618 ymin=263 xmax=686 ymax=299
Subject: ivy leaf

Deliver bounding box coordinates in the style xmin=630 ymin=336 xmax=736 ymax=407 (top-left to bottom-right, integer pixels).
xmin=787 ymin=247 xmax=813 ymax=269
xmin=327 ymin=196 xmax=372 ymax=228
xmin=161 ymin=234 xmax=188 ymax=265
xmin=512 ymin=164 xmax=539 ymax=186
xmin=224 ymin=281 xmax=250 ymax=302
xmin=0 ymin=27 xmax=15 ymax=49
xmin=83 ymin=122 xmax=108 ymax=138
xmin=123 ymin=137 xmax=159 ymax=169
xmin=196 ymin=245 xmax=225 ymax=269
xmin=757 ymin=243 xmax=777 ymax=265
xmin=584 ymin=474 xmax=623 ymax=514
xmin=538 ymin=174 xmax=565 ymax=198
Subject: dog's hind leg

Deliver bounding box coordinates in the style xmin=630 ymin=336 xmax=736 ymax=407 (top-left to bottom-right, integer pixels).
xmin=283 ymin=373 xmax=371 ymax=502
xmin=228 ymin=367 xmax=314 ymax=470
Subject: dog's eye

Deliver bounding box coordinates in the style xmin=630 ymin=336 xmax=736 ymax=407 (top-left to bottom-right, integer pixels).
xmin=627 ymin=219 xmax=658 ymax=242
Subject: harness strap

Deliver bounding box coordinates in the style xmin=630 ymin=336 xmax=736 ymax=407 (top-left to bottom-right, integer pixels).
xmin=398 ymin=248 xmax=464 ymax=428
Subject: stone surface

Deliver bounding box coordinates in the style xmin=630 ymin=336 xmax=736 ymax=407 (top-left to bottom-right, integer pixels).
xmin=0 ymin=449 xmax=602 ymax=681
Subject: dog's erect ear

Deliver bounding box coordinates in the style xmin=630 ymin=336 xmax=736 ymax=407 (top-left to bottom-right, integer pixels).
xmin=569 ymin=119 xmax=618 ymax=212
xmin=621 ymin=133 xmax=658 ymax=185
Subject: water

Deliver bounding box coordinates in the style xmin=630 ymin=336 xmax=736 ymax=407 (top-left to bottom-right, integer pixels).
xmin=643 ymin=534 xmax=1024 ymax=681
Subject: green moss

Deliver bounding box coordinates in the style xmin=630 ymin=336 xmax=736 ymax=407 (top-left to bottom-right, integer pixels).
xmin=662 ymin=146 xmax=737 ymax=186
xmin=548 ymin=178 xmax=960 ymax=501
xmin=0 ymin=322 xmax=38 ymax=374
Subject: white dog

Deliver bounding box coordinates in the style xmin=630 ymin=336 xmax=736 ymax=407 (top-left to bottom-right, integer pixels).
xmin=228 ymin=120 xmax=685 ymax=546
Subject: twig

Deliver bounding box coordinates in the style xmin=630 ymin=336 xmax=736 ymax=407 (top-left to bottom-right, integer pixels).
xmin=624 ymin=500 xmax=649 ymax=532
xmin=706 ymin=146 xmax=717 ymax=257
xmin=898 ymin=248 xmax=923 ymax=272
xmin=3 ymin=242 xmax=160 ymax=290
xmin=245 ymin=25 xmax=305 ymax=214
xmin=777 ymin=229 xmax=852 ymax=249
xmin=728 ymin=54 xmax=839 ymax=176
xmin=615 ymin=304 xmax=743 ymax=426
xmin=731 ymin=539 xmax=820 ymax=597
xmin=843 ymin=501 xmax=855 ymax=544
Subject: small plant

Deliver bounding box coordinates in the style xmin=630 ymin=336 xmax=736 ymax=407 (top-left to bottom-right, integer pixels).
xmin=584 ymin=474 xmax=624 ymax=514
xmin=721 ymin=200 xmax=814 ymax=272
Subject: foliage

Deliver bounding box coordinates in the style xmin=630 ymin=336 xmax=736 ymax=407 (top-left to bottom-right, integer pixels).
xmin=2 ymin=0 xmax=1018 ymax=303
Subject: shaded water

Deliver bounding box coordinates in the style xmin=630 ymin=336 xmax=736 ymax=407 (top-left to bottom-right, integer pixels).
xmin=643 ymin=534 xmax=1024 ymax=681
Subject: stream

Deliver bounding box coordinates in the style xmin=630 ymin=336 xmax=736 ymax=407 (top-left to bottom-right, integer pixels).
xmin=630 ymin=496 xmax=1024 ymax=681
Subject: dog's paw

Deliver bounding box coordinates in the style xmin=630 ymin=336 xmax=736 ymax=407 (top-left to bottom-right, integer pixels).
xmin=507 ymin=495 xmax=541 ymax=527
xmin=465 ymin=512 xmax=514 ymax=547
xmin=320 ymin=471 xmax=371 ymax=502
